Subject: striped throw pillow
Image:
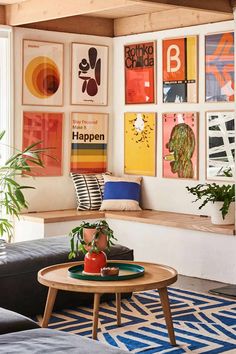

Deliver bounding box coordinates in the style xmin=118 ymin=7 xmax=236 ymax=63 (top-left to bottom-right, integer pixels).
xmin=71 ymin=173 xmax=106 ymax=210
xmin=100 ymin=175 xmax=142 ymax=211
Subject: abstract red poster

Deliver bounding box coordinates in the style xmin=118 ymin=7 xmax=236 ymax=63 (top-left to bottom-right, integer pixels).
xmin=124 ymin=41 xmax=156 ymax=104
xmin=23 ymin=112 xmax=63 ymax=176
xmin=162 ymin=112 xmax=198 ymax=179
xmin=205 ymin=32 xmax=234 ymax=102
xmin=163 ymin=36 xmax=197 ymax=103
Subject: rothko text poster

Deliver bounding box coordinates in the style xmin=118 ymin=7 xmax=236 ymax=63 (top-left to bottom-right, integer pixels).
xmin=162 ymin=112 xmax=198 ymax=179
xmin=22 ymin=112 xmax=63 ymax=176
xmin=163 ymin=36 xmax=198 ymax=103
xmin=70 ymin=113 xmax=108 ymax=173
xmin=124 ymin=41 xmax=156 ymax=104
xmin=71 ymin=43 xmax=108 ymax=105
xmin=124 ymin=112 xmax=156 ymax=176
xmin=205 ymin=32 xmax=234 ymax=102
xmin=23 ymin=40 xmax=63 ymax=106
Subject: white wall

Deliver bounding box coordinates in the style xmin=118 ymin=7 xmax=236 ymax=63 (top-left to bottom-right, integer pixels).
xmin=107 ymin=218 xmax=236 ymax=284
xmin=113 ymin=20 xmax=234 ymax=215
xmin=14 ymin=27 xmax=113 ymax=212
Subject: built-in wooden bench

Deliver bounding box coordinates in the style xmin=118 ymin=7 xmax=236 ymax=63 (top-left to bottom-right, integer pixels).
xmin=19 ymin=209 xmax=235 ymax=236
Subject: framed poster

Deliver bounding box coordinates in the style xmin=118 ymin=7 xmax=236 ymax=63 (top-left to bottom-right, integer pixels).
xmin=163 ymin=36 xmax=198 ymax=103
xmin=124 ymin=112 xmax=156 ymax=176
xmin=162 ymin=112 xmax=198 ymax=179
xmin=70 ymin=112 xmax=108 ymax=173
xmin=22 ymin=112 xmax=63 ymax=176
xmin=23 ymin=40 xmax=64 ymax=106
xmin=71 ymin=43 xmax=108 ymax=105
xmin=205 ymin=32 xmax=234 ymax=102
xmin=124 ymin=41 xmax=156 ymax=104
xmin=206 ymin=111 xmax=235 ymax=181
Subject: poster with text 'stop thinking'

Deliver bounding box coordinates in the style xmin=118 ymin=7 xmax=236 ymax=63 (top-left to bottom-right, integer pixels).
xmin=162 ymin=112 xmax=198 ymax=179
xmin=163 ymin=36 xmax=198 ymax=103
xmin=205 ymin=32 xmax=234 ymax=102
xmin=71 ymin=43 xmax=108 ymax=105
xmin=70 ymin=113 xmax=108 ymax=173
xmin=124 ymin=41 xmax=156 ymax=104
xmin=23 ymin=40 xmax=63 ymax=106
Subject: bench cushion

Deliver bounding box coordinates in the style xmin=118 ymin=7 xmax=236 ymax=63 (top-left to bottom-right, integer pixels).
xmin=0 ymin=328 xmax=127 ymax=353
xmin=0 ymin=236 xmax=133 ymax=316
xmin=0 ymin=307 xmax=40 ymax=335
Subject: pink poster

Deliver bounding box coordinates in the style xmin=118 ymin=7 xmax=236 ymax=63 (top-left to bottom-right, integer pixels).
xmin=162 ymin=112 xmax=198 ymax=179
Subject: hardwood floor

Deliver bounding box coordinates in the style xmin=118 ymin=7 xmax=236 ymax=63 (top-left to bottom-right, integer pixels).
xmin=174 ymin=274 xmax=228 ymax=293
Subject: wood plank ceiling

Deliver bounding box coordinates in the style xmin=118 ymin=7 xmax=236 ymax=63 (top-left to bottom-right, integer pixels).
xmin=0 ymin=0 xmax=234 ymax=36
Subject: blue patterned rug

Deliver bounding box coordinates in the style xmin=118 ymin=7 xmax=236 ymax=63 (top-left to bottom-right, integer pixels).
xmin=37 ymin=288 xmax=236 ymax=353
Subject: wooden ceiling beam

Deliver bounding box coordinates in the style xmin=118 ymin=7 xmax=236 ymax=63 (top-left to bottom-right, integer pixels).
xmin=114 ymin=8 xmax=233 ymax=36
xmin=130 ymin=0 xmax=233 ymax=14
xmin=5 ymin=0 xmax=137 ymax=26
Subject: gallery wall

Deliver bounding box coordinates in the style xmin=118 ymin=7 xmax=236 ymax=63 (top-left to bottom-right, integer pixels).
xmin=113 ymin=20 xmax=234 ymax=215
xmin=14 ymin=21 xmax=234 ymax=216
xmin=14 ymin=27 xmax=113 ymax=211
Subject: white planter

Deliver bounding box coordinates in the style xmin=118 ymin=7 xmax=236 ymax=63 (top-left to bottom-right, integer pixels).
xmin=211 ymin=202 xmax=235 ymax=225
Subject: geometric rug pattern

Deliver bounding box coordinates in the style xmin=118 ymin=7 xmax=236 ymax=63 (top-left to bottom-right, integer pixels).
xmin=36 ymin=288 xmax=236 ymax=353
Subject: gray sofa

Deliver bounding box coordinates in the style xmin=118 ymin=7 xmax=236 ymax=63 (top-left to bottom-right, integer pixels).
xmin=0 ymin=308 xmax=127 ymax=353
xmin=0 ymin=235 xmax=133 ymax=316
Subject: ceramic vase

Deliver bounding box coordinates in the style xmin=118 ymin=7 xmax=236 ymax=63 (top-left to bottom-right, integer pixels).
xmin=83 ymin=251 xmax=107 ymax=275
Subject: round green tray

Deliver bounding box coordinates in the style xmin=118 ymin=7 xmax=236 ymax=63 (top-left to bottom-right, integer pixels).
xmin=68 ymin=262 xmax=145 ymax=281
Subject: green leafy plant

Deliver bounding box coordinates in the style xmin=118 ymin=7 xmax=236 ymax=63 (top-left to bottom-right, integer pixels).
xmin=69 ymin=220 xmax=117 ymax=259
xmin=186 ymin=182 xmax=235 ymax=219
xmin=0 ymin=131 xmax=47 ymax=240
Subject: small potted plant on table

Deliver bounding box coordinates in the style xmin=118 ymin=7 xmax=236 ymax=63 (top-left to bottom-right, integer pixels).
xmin=69 ymin=220 xmax=117 ymax=275
xmin=186 ymin=182 xmax=235 ymax=225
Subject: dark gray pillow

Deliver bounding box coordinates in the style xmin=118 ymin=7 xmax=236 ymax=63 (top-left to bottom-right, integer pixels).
xmin=71 ymin=173 xmax=106 ymax=210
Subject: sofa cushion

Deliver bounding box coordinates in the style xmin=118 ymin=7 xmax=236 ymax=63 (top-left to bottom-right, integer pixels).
xmin=0 ymin=307 xmax=39 ymax=335
xmin=0 ymin=328 xmax=127 ymax=353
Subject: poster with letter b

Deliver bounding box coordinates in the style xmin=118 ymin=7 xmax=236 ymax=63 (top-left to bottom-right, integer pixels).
xmin=163 ymin=36 xmax=198 ymax=103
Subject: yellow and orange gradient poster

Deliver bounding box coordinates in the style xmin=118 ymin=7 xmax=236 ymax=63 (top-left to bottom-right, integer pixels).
xmin=124 ymin=112 xmax=156 ymax=176
xmin=23 ymin=40 xmax=63 ymax=106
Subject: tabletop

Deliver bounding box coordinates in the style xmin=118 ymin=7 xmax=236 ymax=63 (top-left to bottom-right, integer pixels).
xmin=38 ymin=260 xmax=178 ymax=293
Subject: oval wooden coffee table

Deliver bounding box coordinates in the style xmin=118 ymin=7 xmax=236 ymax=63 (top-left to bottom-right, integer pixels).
xmin=38 ymin=260 xmax=178 ymax=345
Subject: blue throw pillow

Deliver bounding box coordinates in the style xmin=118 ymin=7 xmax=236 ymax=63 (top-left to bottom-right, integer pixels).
xmin=100 ymin=176 xmax=142 ymax=211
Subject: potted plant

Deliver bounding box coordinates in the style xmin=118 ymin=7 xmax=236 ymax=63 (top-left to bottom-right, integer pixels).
xmin=186 ymin=182 xmax=235 ymax=225
xmin=69 ymin=220 xmax=117 ymax=274
xmin=0 ymin=131 xmax=47 ymax=242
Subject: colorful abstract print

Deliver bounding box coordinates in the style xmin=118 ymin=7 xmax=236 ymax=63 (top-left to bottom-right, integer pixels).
xmin=205 ymin=32 xmax=234 ymax=102
xmin=163 ymin=36 xmax=197 ymax=103
xmin=25 ymin=56 xmax=60 ymax=98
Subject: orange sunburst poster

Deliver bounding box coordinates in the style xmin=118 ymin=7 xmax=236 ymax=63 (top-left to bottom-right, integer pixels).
xmin=23 ymin=40 xmax=64 ymax=106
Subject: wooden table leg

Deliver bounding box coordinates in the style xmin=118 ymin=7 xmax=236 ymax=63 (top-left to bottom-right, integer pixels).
xmin=116 ymin=293 xmax=121 ymax=326
xmin=41 ymin=287 xmax=58 ymax=328
xmin=92 ymin=293 xmax=101 ymax=340
xmin=158 ymin=287 xmax=176 ymax=346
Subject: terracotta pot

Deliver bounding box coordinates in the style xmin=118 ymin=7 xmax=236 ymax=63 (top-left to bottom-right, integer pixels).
xmin=83 ymin=228 xmax=108 ymax=252
xmin=83 ymin=251 xmax=107 ymax=275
